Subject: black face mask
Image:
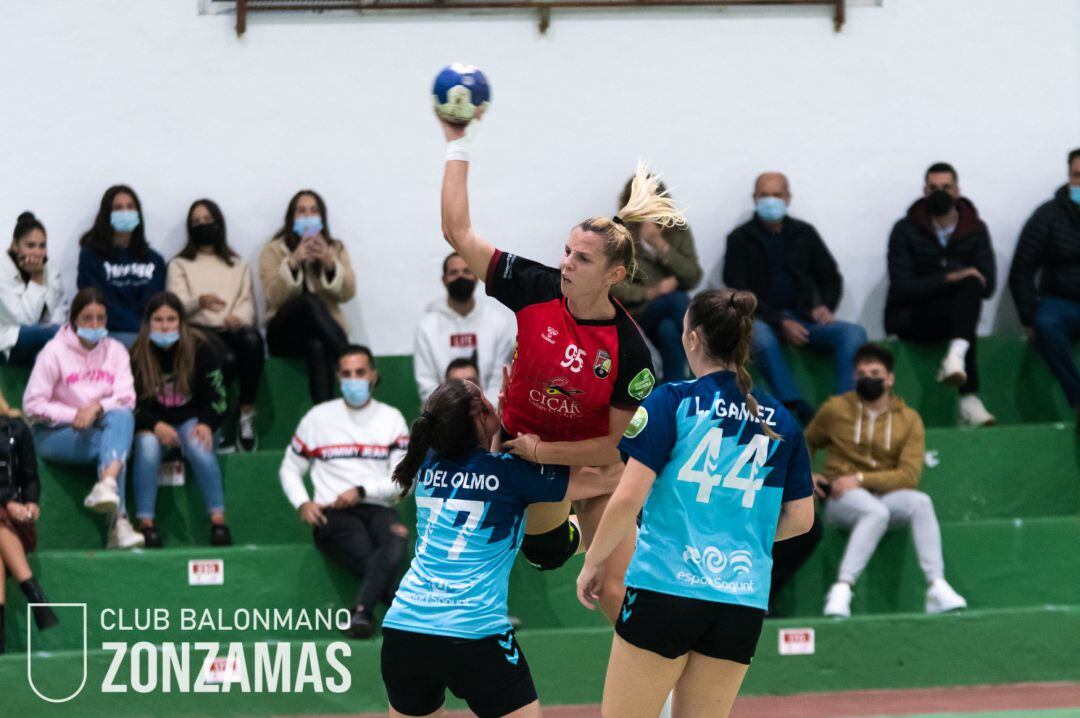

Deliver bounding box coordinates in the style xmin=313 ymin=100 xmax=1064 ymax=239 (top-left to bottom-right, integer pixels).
xmin=191 ymin=223 xmax=220 ymax=247
xmin=447 ymin=277 xmax=477 ymax=302
xmin=926 ymin=190 xmax=955 ymax=218
xmin=855 ymin=377 xmax=886 ymax=402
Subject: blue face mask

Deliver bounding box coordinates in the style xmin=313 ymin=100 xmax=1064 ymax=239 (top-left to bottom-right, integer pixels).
xmin=1070 ymin=185 xmax=1080 ymax=205
xmin=340 ymin=378 xmax=371 ymax=407
xmin=77 ymin=326 xmax=108 ymax=344
xmin=149 ymin=331 xmax=180 ymax=349
xmin=110 ymin=210 xmax=140 ymax=233
xmin=756 ymin=197 xmax=788 ymax=223
xmin=293 ymin=215 xmax=323 ymax=238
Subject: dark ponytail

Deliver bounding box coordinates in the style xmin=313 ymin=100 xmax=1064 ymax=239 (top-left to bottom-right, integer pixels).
xmin=392 ymin=380 xmax=483 ymax=491
xmin=687 ymin=289 xmax=779 ymax=440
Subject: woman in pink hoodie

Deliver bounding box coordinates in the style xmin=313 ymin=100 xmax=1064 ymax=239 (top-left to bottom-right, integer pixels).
xmin=22 ymin=288 xmax=143 ymax=549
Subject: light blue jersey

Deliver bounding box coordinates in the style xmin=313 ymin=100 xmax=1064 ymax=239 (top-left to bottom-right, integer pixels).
xmin=619 ymin=371 xmax=812 ymax=610
xmin=383 ymin=448 xmax=569 ymax=638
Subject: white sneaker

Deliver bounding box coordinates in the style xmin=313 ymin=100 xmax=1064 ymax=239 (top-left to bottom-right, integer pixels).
xmin=936 ymin=353 xmax=967 ymax=387
xmin=84 ymin=477 xmax=119 ymax=513
xmin=108 ymin=516 xmax=146 ymax=550
xmin=959 ymin=395 xmax=996 ymax=428
xmin=823 ymin=582 xmax=853 ymax=618
xmin=925 ymin=578 xmax=967 ymax=614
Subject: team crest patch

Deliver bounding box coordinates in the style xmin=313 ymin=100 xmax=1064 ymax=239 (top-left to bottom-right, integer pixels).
xmin=628 ymin=368 xmax=655 ymax=401
xmin=593 ymin=349 xmax=612 ymax=379
xmin=624 ymin=406 xmax=649 ymax=438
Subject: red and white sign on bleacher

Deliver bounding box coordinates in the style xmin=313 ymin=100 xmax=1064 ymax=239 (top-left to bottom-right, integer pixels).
xmin=778 ymin=628 xmax=815 ymax=656
xmin=188 ymin=559 xmax=225 ymax=586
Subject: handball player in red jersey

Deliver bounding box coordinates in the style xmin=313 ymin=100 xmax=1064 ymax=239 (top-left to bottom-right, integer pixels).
xmin=437 ymin=117 xmax=686 ymax=620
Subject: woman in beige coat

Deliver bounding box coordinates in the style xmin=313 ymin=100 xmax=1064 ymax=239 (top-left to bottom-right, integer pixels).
xmin=259 ymin=190 xmax=356 ymax=403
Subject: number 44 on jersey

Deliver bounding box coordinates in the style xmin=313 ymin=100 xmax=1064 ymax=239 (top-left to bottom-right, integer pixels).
xmin=677 ymin=428 xmax=770 ymax=508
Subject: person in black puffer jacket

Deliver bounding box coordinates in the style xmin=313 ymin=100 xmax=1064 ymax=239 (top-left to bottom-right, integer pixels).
xmin=1009 ymin=148 xmax=1080 ymax=428
xmin=885 ymin=162 xmax=997 ymax=428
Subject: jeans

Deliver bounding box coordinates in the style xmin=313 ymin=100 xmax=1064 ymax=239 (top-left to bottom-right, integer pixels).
xmin=266 ymin=294 xmax=348 ymax=404
xmin=1033 ymin=296 xmax=1080 ymax=408
xmin=1 ymin=324 xmax=60 ymax=365
xmin=637 ymin=291 xmax=690 ymax=384
xmin=313 ymin=504 xmax=407 ymax=611
xmin=752 ymin=315 xmax=868 ymax=404
xmin=32 ymin=409 xmax=135 ymax=513
xmin=131 ymin=417 xmax=225 ymax=521
xmin=110 ymin=332 xmax=139 ymax=349
xmin=894 ymin=276 xmax=984 ymax=394
xmin=826 ymin=488 xmax=945 ymax=585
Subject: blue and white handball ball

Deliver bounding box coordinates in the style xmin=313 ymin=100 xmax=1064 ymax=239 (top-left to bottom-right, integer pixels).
xmin=432 ymin=64 xmax=491 ymax=125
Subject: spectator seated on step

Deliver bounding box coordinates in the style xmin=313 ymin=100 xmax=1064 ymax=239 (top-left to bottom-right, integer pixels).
xmin=21 ymin=287 xmax=143 ymax=550
xmin=279 ymin=345 xmax=410 ymax=640
xmin=0 ymin=212 xmax=66 ymax=366
xmin=885 ymin=162 xmax=997 ymax=428
xmin=1009 ymin=147 xmax=1080 ymax=435
xmin=711 ymin=171 xmax=866 ymax=425
xmin=129 ymin=292 xmax=231 ymax=549
xmin=609 ymin=175 xmax=703 ymax=384
xmin=804 ymin=343 xmax=967 ymax=619
xmin=413 ymin=252 xmax=515 ymax=408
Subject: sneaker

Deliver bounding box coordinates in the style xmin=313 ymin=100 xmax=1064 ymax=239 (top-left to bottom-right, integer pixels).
xmin=237 ymin=411 xmax=258 ymax=453
xmin=959 ymin=395 xmax=996 ymax=428
xmin=108 ymin=516 xmax=146 ymax=550
xmin=936 ymin=353 xmax=967 ymax=387
xmin=210 ymin=523 xmax=233 ymax=547
xmin=345 ymin=608 xmax=374 ymax=639
xmin=84 ymin=477 xmax=120 ymax=514
xmin=925 ymin=578 xmax=967 ymax=614
xmin=823 ymin=582 xmax=853 ymax=618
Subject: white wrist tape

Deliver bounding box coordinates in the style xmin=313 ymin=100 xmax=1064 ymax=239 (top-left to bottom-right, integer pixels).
xmin=446 ymin=133 xmax=472 ymax=162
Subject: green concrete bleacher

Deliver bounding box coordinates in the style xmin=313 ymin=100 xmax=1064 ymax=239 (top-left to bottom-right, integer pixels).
xmin=0 ymin=338 xmax=1078 ymax=716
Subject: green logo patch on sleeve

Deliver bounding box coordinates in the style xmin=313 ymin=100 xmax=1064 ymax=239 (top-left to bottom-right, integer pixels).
xmin=627 ymin=368 xmax=655 ymax=401
xmin=623 ymin=406 xmax=649 ymax=438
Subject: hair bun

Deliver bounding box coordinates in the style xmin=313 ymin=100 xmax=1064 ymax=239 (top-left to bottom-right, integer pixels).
xmin=16 ymin=211 xmax=36 ymax=224
xmin=731 ymin=290 xmax=758 ymax=318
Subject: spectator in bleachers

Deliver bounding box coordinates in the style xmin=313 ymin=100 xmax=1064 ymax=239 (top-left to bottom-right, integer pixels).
xmin=279 ymin=345 xmax=409 ymax=639
xmin=610 ymin=177 xmax=703 ymax=383
xmin=413 ymin=252 xmax=515 ymax=408
xmin=0 ymin=411 xmax=60 ymax=654
xmin=77 ymin=185 xmax=166 ymax=348
xmin=130 ymin=292 xmax=230 ymax=548
xmin=886 ymin=162 xmax=997 ymax=427
xmin=0 ymin=212 xmax=65 ymax=366
xmin=445 ymin=356 xmax=481 ymax=386
xmin=22 ymin=288 xmax=144 ymax=549
xmin=260 ymin=190 xmax=356 ymax=404
xmin=167 ymin=199 xmax=263 ymax=452
xmin=1009 ymin=148 xmax=1080 ymax=431
xmin=715 ymin=172 xmax=865 ymax=425
xmin=805 ymin=343 xmax=967 ymax=618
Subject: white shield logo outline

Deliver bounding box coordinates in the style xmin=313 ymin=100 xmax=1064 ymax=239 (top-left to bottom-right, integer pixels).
xmin=26 ymin=602 xmax=88 ymax=703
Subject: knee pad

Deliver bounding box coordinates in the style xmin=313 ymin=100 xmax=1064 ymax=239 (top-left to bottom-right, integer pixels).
xmin=521 ymin=519 xmax=580 ymax=571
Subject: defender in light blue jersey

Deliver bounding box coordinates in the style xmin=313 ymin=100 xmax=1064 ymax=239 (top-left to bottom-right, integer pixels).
xmin=578 ymin=290 xmax=815 ymax=718
xmin=381 ymin=379 xmax=614 ymax=718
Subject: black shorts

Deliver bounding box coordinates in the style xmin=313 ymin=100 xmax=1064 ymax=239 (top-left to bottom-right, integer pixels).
xmin=614 ymin=587 xmax=765 ymax=665
xmin=381 ymin=627 xmax=537 ymax=717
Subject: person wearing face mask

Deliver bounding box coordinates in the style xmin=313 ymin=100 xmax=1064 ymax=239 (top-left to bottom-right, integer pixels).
xmin=0 ymin=212 xmax=66 ymax=366
xmin=167 ymin=199 xmax=264 ymax=452
xmin=77 ymin=185 xmax=166 ymax=348
xmin=714 ymin=172 xmax=866 ymax=426
xmin=22 ymin=288 xmax=143 ymax=550
xmin=804 ymin=343 xmax=966 ymax=619
xmin=279 ymin=346 xmax=410 ymax=639
xmin=413 ymin=252 xmax=516 ymax=408
xmin=259 ymin=190 xmax=356 ymax=404
xmin=1009 ymin=148 xmax=1080 ymax=434
xmin=886 ymin=162 xmax=997 ymax=428
xmin=129 ymin=293 xmax=229 ymax=548
xmin=610 ymin=176 xmax=704 ymax=384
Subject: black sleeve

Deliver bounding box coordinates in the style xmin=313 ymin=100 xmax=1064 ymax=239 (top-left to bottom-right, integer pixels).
xmin=887 ymin=221 xmax=948 ymax=302
xmin=193 ymin=342 xmax=227 ymax=430
xmin=808 ymin=226 xmax=843 ymax=311
xmin=15 ymin=420 xmax=40 ymax=505
xmin=971 ymin=226 xmax=997 ymax=299
xmin=611 ymin=316 xmax=656 ymax=410
xmin=723 ymin=230 xmax=781 ymax=327
xmin=485 ymin=250 xmax=562 ymax=313
xmin=134 ymin=361 xmax=162 ymax=433
xmin=1009 ymin=205 xmax=1051 ymax=326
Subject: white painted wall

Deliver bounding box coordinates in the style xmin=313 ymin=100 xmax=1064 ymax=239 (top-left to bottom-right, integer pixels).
xmin=2 ymin=0 xmax=1077 ymax=354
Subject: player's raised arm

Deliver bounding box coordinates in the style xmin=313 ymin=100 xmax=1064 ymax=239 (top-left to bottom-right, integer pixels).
xmin=440 ymin=119 xmax=496 ymax=280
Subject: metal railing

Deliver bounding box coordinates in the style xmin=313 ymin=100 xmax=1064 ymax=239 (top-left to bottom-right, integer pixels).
xmin=234 ymin=0 xmax=845 ymax=35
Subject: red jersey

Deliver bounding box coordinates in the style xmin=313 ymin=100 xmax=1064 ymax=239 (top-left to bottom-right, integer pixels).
xmin=486 ymin=250 xmax=655 ymax=443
